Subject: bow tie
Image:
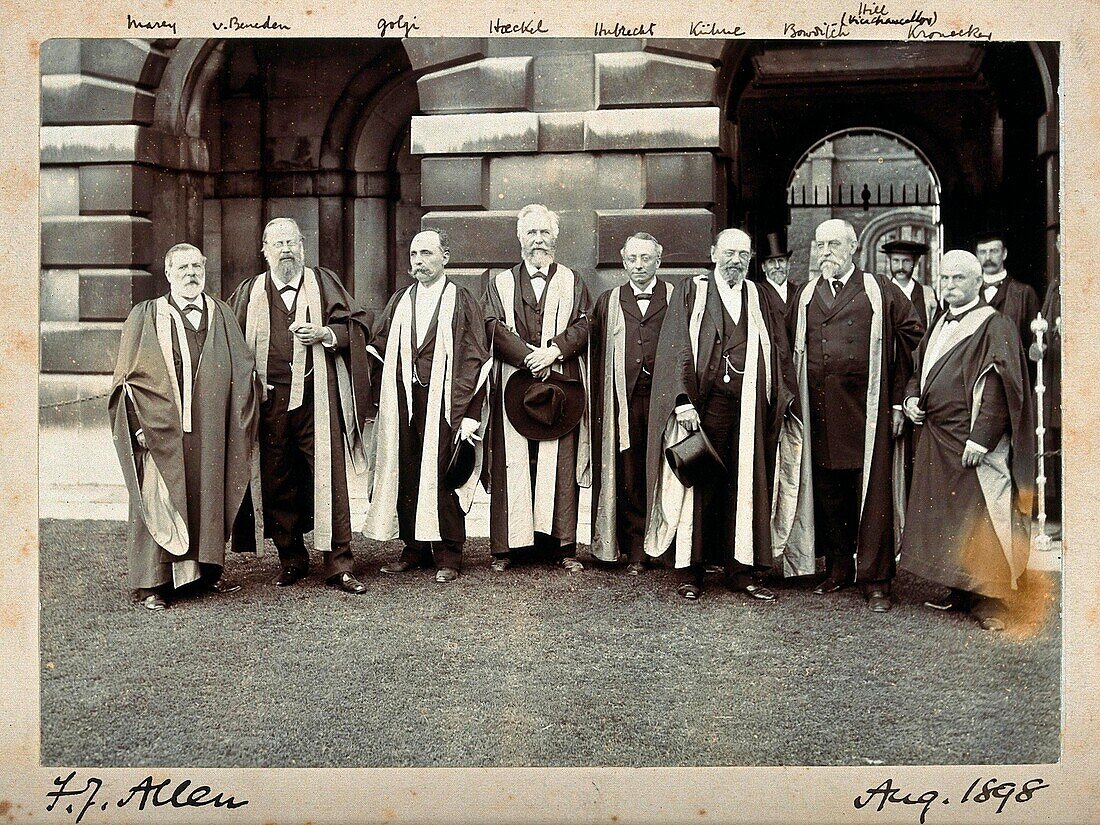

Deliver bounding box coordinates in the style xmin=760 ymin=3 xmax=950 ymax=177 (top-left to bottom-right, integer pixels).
xmin=183 ymin=303 xmax=202 ymax=314
xmin=945 ymin=308 xmax=973 ymax=323
xmin=635 ymin=292 xmax=653 ymax=301
xmin=278 ymin=283 xmax=298 ymax=294
xmin=530 ymin=272 xmax=547 ymax=281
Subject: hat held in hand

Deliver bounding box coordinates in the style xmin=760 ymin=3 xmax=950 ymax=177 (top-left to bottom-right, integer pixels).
xmin=504 ymin=371 xmax=586 ymax=441
xmin=665 ymin=428 xmax=726 ymax=488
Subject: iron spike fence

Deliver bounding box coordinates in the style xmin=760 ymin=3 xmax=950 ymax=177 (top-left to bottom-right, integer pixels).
xmin=787 ymin=182 xmax=939 ymax=211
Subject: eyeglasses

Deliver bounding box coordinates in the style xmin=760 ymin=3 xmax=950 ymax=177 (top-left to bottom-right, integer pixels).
xmin=716 ymin=250 xmax=752 ymax=263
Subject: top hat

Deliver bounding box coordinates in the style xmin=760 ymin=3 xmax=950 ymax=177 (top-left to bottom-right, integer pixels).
xmin=664 ymin=428 xmax=726 ymax=489
xmin=504 ymin=371 xmax=586 ymax=441
xmin=880 ymin=239 xmax=929 ymax=258
xmin=761 ymin=231 xmax=792 ymax=260
xmin=442 ymin=436 xmax=477 ymax=490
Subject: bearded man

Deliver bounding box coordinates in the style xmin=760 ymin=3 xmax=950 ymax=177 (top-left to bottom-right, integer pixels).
xmin=228 ymin=218 xmax=374 ymax=594
xmin=110 ymin=243 xmax=258 ymax=610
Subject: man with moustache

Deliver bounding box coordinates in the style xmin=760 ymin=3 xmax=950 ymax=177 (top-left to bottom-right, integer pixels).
xmin=360 ymin=229 xmax=490 ymax=582
xmin=229 ymin=218 xmax=374 ymax=594
xmin=901 ymin=250 xmax=1034 ymax=631
xmin=644 ymin=228 xmax=796 ymax=601
xmin=974 ymin=230 xmax=1040 ymax=360
xmin=883 ymin=239 xmax=937 ymax=331
xmin=484 ymin=204 xmax=591 ymax=573
xmin=781 ymin=219 xmax=923 ymax=612
xmin=758 ymin=230 xmax=799 ymax=320
xmin=110 ymin=243 xmax=258 ymax=610
xmin=589 ymin=232 xmax=673 ymax=574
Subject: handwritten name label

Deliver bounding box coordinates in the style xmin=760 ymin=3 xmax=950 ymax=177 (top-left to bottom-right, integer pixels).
xmin=689 ymin=21 xmax=746 ymax=36
xmin=907 ymin=21 xmax=992 ymax=39
xmin=489 ymin=18 xmax=549 ymax=34
xmin=843 ymin=2 xmax=936 ymax=26
xmin=378 ymin=14 xmax=420 ymax=36
xmin=46 ymin=772 xmax=248 ymax=824
xmin=211 ymin=14 xmax=290 ymax=31
xmin=783 ymin=19 xmax=850 ymax=38
xmin=785 ymin=4 xmax=993 ymax=40
xmin=853 ymin=776 xmax=1049 ymax=825
xmin=127 ymin=13 xmax=177 ymax=34
xmin=593 ymin=20 xmax=656 ymax=36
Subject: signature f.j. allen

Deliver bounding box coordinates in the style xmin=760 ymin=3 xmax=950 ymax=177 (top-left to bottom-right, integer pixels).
xmin=46 ymin=771 xmax=248 ymax=824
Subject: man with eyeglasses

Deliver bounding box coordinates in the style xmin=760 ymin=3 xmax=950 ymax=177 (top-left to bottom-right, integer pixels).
xmin=779 ymin=219 xmax=923 ymax=612
xmin=589 ymin=232 xmax=673 ymax=574
xmin=228 ymin=218 xmax=374 ymax=595
xmin=643 ymin=228 xmax=797 ymax=601
xmin=900 ymin=250 xmax=1034 ymax=631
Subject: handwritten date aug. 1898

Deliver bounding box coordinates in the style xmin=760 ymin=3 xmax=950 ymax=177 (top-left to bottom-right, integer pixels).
xmin=854 ymin=776 xmax=1049 ymax=824
xmin=46 ymin=772 xmax=248 ymax=824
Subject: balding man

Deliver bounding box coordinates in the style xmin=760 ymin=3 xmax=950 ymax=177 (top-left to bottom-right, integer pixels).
xmin=589 ymin=232 xmax=674 ymax=573
xmin=229 ymin=218 xmax=374 ymax=594
xmin=780 ymin=219 xmax=923 ymax=612
xmin=360 ymin=229 xmax=490 ymax=582
xmin=901 ymin=251 xmax=1034 ymax=631
xmin=644 ymin=228 xmax=796 ymax=601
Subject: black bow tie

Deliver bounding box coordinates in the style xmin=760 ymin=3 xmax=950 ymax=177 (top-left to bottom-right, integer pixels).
xmin=278 ymin=283 xmax=298 ymax=294
xmin=945 ymin=308 xmax=973 ymax=323
xmin=635 ymin=292 xmax=653 ymax=301
xmin=530 ymin=273 xmax=546 ymax=281
xmin=183 ymin=304 xmax=202 ymax=313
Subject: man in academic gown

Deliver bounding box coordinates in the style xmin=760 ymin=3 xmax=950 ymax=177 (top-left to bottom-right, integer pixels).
xmin=758 ymin=230 xmax=799 ymax=321
xmin=884 ymin=239 xmax=937 ymax=332
xmin=643 ymin=228 xmax=797 ymax=601
xmin=483 ymin=204 xmax=591 ymax=572
xmin=589 ymin=232 xmax=672 ymax=575
xmin=901 ymin=250 xmax=1034 ymax=631
xmin=360 ymin=229 xmax=490 ymax=582
xmin=779 ymin=219 xmax=924 ymax=612
xmin=228 ymin=218 xmax=374 ymax=594
xmin=110 ymin=243 xmax=259 ymax=610
xmin=974 ymin=230 xmax=1040 ymax=363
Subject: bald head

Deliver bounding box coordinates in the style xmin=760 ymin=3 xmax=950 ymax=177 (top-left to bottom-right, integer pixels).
xmin=939 ymin=249 xmax=983 ymax=308
xmin=711 ymin=228 xmax=753 ymax=286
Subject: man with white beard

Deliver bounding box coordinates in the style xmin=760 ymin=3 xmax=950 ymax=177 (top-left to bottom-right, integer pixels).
xmin=779 ymin=219 xmax=923 ymax=612
xmin=229 ymin=218 xmax=374 ymax=594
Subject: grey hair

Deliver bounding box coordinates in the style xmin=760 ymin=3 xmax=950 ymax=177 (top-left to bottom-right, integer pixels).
xmin=164 ymin=242 xmax=205 ymax=271
xmin=621 ymin=232 xmax=663 ymax=258
xmin=515 ymin=204 xmax=560 ymax=239
xmin=816 ymin=218 xmax=858 ymax=245
xmin=941 ymin=249 xmax=982 ymax=279
xmin=714 ymin=227 xmax=753 ymax=254
xmin=418 ymin=228 xmax=451 ymax=255
xmin=262 ymin=217 xmax=304 ymax=245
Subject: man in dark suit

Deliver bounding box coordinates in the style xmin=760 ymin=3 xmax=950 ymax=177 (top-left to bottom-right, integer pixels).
xmin=781 ymin=219 xmax=924 ymax=612
xmin=589 ymin=232 xmax=673 ymax=574
xmin=883 ymin=239 xmax=937 ymax=332
xmin=758 ymin=230 xmax=799 ymax=321
xmin=974 ymin=230 xmax=1040 ymax=360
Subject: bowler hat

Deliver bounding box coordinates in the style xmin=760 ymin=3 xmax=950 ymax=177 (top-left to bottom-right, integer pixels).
xmin=880 ymin=239 xmax=929 ymax=258
xmin=443 ymin=437 xmax=476 ymax=490
xmin=504 ymin=371 xmax=586 ymax=441
xmin=761 ymin=231 xmax=792 ymax=260
xmin=665 ymin=428 xmax=726 ymax=488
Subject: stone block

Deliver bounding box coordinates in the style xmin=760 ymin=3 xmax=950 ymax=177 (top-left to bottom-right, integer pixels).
xmin=596 ymin=52 xmax=718 ymax=108
xmin=584 ymin=107 xmax=721 ymax=151
xmin=40 ymin=39 xmax=81 ymax=74
xmin=41 ymin=74 xmax=156 ymax=126
xmin=532 ymin=53 xmax=594 ymax=112
xmin=486 ymin=38 xmax=641 ymax=58
xmin=595 ymin=208 xmax=715 ymax=266
xmin=78 ymin=39 xmax=169 ymax=88
xmin=41 ymin=215 xmax=153 ymax=267
xmin=411 ymin=112 xmax=539 ymax=156
xmin=487 ymin=154 xmax=644 ymax=212
xmin=40 ymin=269 xmax=80 ymax=322
xmin=403 ymin=39 xmax=486 ymax=72
xmin=79 ymin=164 xmax=155 ymax=215
xmin=421 ymin=157 xmax=488 ymax=208
xmin=219 ymin=198 xmax=264 ymax=295
xmin=645 ymin=152 xmax=716 ymax=205
xmin=40 ymin=167 xmax=80 ymax=216
xmin=41 ymin=125 xmax=207 ymax=173
xmin=38 ymin=373 xmax=115 ymax=427
xmin=40 ymin=321 xmax=123 ymax=373
xmin=420 ymin=210 xmax=521 ymax=267
xmin=537 ymin=113 xmax=586 ymax=152
xmin=442 ymin=268 xmax=491 ymax=297
xmin=353 ymin=197 xmax=388 ymax=309
xmin=79 ymin=270 xmax=153 ymax=321
xmin=418 ymin=57 xmax=531 ymax=114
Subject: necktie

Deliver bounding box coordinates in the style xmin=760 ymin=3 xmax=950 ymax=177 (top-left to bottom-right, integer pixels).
xmin=830 ymin=278 xmax=841 ymax=298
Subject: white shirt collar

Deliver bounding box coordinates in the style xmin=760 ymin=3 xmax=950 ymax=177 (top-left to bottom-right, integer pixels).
xmin=630 ymin=277 xmax=657 ymax=296
xmin=834 ymin=264 xmax=855 ymax=284
xmin=767 ymin=278 xmax=788 ymax=298
xmin=983 ymin=269 xmax=1007 ymax=285
xmin=892 ymin=277 xmax=916 ymax=299
xmin=415 ymin=274 xmax=448 ymax=301
xmin=171 ymin=291 xmax=204 ymax=310
xmin=272 ymin=271 xmax=303 ymax=290
xmin=525 ymin=261 xmax=551 ymax=278
xmin=946 ymin=296 xmax=981 ymax=316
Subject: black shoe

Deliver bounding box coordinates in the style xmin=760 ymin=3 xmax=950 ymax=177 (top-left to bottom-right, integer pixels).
xmin=329 ymin=572 xmax=367 ymax=594
xmin=626 ymin=562 xmax=644 ymax=576
xmin=490 ymin=556 xmax=512 ymax=572
xmin=677 ymin=583 xmax=702 ymax=601
xmin=867 ymin=589 xmax=892 ymax=613
xmin=742 ymin=583 xmax=777 ymax=602
xmin=380 ymin=559 xmax=423 ymax=574
xmin=813 ymin=575 xmax=852 ymax=595
xmin=141 ymin=593 xmax=168 ymax=611
xmin=435 ymin=567 xmax=460 ymax=583
xmin=208 ymin=578 xmax=241 ymax=594
xmin=274 ymin=567 xmax=307 ymax=587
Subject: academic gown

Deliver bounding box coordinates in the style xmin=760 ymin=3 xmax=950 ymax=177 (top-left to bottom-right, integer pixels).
xmin=759 ymin=277 xmax=800 ymax=324
xmin=779 ymin=270 xmax=924 ymax=581
xmin=900 ymin=309 xmax=1034 ymax=598
xmin=643 ymin=276 xmax=796 ymax=570
xmin=227 ymin=266 xmax=373 ymax=553
xmin=359 ymin=279 xmax=489 ymax=545
xmin=588 ymin=279 xmax=672 ymax=562
xmin=985 ymin=275 xmax=1041 ymax=358
xmin=483 ymin=262 xmax=591 ymax=553
xmin=109 ymin=294 xmax=259 ymax=590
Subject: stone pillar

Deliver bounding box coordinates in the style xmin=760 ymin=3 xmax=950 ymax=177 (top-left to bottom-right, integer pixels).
xmin=409 ymin=39 xmax=726 ymax=296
